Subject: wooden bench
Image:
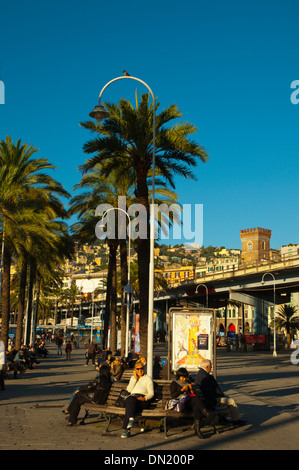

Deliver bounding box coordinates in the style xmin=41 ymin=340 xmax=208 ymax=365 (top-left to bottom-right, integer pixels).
xmin=121 ymin=368 xmax=133 ymax=381
xmin=81 ymin=379 xmax=228 ymax=438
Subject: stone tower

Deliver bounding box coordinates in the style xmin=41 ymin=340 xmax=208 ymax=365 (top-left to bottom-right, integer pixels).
xmin=240 ymin=227 xmax=271 ymax=264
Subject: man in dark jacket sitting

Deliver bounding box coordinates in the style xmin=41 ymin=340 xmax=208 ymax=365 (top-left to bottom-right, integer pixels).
xmin=194 ymin=359 xmax=246 ymax=425
xmin=66 ymin=364 xmax=112 ymax=425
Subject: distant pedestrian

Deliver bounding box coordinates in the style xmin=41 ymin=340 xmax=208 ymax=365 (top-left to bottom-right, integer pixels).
xmin=65 ymin=341 xmax=72 ymax=360
xmin=86 ymin=341 xmax=96 ymax=365
xmin=56 ymin=336 xmax=63 ymax=355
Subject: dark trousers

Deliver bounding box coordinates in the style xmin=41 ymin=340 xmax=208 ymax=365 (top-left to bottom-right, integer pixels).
xmin=67 ymin=392 xmax=93 ymax=424
xmin=86 ymin=353 xmax=95 ymax=365
xmin=188 ymin=395 xmax=209 ymax=421
xmin=122 ymin=395 xmax=150 ymax=429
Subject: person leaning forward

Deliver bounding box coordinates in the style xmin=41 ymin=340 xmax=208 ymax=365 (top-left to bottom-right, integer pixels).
xmin=66 ymin=363 xmax=112 ymax=426
xmin=121 ymin=360 xmax=154 ymax=438
xmin=170 ymin=367 xmax=215 ymax=438
xmin=194 ymin=359 xmax=246 ymax=426
xmin=111 ymin=357 xmax=124 ymax=381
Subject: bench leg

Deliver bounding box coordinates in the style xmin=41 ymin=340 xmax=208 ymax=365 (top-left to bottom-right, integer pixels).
xmin=161 ymin=417 xmax=168 ymax=439
xmin=105 ymin=413 xmax=113 ymax=432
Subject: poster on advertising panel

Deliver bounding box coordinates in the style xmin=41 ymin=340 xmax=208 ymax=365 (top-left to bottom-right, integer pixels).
xmin=170 ymin=308 xmax=215 ymax=373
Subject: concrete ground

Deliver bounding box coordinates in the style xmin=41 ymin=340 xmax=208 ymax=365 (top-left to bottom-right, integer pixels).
xmin=0 ymin=341 xmax=298 ymax=454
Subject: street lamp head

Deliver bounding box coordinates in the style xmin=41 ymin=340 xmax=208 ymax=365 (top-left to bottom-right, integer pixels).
xmin=89 ymin=104 xmax=110 ymax=121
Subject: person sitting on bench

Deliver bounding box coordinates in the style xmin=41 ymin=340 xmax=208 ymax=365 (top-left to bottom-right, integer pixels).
xmin=170 ymin=367 xmax=215 ymax=438
xmin=194 ymin=359 xmax=246 ymax=426
xmin=66 ymin=363 xmax=112 ymax=426
xmin=121 ymin=360 xmax=154 ymax=438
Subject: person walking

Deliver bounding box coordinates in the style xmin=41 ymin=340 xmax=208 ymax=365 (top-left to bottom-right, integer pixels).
xmin=56 ymin=336 xmax=63 ymax=355
xmin=85 ymin=341 xmax=96 ymax=365
xmin=65 ymin=341 xmax=72 ymax=360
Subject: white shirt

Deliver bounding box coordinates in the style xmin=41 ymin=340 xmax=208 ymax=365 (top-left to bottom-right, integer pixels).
xmin=0 ymin=341 xmax=6 ymax=365
xmin=127 ymin=374 xmax=154 ymax=401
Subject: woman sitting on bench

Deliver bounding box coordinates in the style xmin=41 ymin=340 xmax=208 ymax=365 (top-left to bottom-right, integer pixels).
xmin=170 ymin=367 xmax=215 ymax=438
xmin=121 ymin=360 xmax=154 ymax=438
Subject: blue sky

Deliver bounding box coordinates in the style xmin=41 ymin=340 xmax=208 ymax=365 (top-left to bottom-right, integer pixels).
xmin=0 ymin=0 xmax=298 ymax=250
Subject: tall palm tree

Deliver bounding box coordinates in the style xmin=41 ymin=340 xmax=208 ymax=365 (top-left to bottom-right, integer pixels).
xmin=64 ymin=282 xmax=83 ymax=327
xmin=79 ymin=93 xmax=208 ymax=357
xmin=12 ymin=217 xmax=70 ymax=347
xmin=26 ymin=224 xmax=74 ymax=344
xmin=0 ymin=136 xmax=71 ymax=348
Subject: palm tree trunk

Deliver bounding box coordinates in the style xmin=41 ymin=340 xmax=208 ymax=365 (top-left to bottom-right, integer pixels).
xmin=71 ymin=301 xmax=74 ymax=327
xmin=136 ymin=168 xmax=150 ymax=359
xmin=109 ymin=240 xmax=118 ymax=353
xmin=24 ymin=260 xmax=36 ymax=345
xmin=103 ymin=252 xmax=112 ymax=349
xmin=15 ymin=258 xmax=28 ymax=349
xmin=120 ymin=238 xmax=128 ymax=356
xmin=103 ymin=240 xmax=118 ymax=350
xmin=0 ymin=243 xmax=11 ymax=349
xmin=31 ymin=277 xmax=42 ymax=344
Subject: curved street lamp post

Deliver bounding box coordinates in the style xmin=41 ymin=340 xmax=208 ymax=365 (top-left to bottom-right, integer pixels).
xmin=195 ymin=283 xmax=209 ymax=308
xmin=261 ymin=272 xmax=277 ymax=357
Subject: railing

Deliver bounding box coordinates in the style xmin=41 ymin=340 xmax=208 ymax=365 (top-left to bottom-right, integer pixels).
xmin=193 ymin=256 xmax=299 ymax=284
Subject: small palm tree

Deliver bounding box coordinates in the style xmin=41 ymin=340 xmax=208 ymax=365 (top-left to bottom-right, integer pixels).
xmin=64 ymin=283 xmax=82 ymax=327
xmin=276 ymin=304 xmax=299 ymax=348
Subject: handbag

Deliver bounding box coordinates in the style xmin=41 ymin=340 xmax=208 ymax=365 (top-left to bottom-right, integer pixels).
xmin=165 ymin=393 xmax=189 ymax=412
xmin=115 ymin=389 xmax=130 ymax=407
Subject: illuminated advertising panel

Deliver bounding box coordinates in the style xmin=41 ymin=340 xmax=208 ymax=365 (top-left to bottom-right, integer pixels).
xmin=171 ymin=308 xmax=215 ymax=373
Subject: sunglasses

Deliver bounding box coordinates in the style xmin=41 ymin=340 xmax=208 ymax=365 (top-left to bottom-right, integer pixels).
xmin=135 ymin=367 xmax=144 ymax=370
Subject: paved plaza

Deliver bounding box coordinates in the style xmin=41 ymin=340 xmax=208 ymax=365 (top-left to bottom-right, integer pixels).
xmin=0 ymin=342 xmax=298 ymax=454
